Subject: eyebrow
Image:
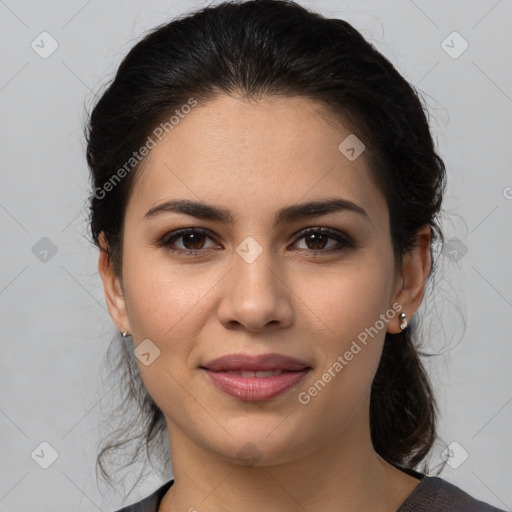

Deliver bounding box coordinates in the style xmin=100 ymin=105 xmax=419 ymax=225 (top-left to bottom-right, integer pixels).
xmin=143 ymin=197 xmax=370 ymax=225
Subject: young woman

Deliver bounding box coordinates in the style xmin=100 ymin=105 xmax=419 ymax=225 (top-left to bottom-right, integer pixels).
xmin=86 ymin=1 xmax=505 ymax=510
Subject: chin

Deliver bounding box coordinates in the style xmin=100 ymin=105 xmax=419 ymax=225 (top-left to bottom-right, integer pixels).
xmin=199 ymin=422 xmax=312 ymax=468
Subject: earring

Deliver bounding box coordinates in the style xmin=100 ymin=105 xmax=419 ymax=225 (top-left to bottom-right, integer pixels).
xmin=399 ymin=312 xmax=408 ymax=331
xmin=121 ymin=331 xmax=131 ymax=338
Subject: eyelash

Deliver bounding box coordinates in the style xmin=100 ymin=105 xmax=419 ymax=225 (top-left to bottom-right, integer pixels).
xmin=157 ymin=227 xmax=355 ymax=257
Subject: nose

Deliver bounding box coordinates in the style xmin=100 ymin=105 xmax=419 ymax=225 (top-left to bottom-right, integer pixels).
xmin=216 ymin=241 xmax=294 ymax=333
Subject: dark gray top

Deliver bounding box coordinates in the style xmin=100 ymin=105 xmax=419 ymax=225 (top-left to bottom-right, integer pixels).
xmin=113 ymin=471 xmax=506 ymax=512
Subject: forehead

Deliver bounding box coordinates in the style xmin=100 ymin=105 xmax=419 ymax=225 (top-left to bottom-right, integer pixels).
xmin=125 ymin=94 xmax=387 ymax=227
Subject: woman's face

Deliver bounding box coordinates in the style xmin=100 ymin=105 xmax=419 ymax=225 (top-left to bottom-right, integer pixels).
xmin=101 ymin=94 xmax=414 ymax=466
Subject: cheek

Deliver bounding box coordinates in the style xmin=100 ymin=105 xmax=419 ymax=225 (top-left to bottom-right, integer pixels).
xmin=120 ymin=251 xmax=216 ymax=396
xmin=294 ymin=253 xmax=395 ymax=404
xmin=122 ymin=251 xmax=212 ymax=340
xmin=299 ymin=253 xmax=395 ymax=345
xmin=121 ymin=258 xmax=213 ymax=410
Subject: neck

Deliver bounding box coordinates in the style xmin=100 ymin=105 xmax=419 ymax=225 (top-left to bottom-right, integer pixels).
xmin=158 ymin=407 xmax=420 ymax=512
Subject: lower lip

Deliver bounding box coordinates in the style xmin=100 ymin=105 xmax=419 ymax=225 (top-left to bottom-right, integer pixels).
xmin=202 ymin=369 xmax=310 ymax=401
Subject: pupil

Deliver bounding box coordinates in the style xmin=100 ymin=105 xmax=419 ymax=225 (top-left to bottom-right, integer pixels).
xmin=307 ymin=233 xmax=326 ymax=249
xmin=185 ymin=233 xmax=204 ymax=249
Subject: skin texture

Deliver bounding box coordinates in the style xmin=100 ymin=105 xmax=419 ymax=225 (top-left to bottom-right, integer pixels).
xmin=98 ymin=95 xmax=432 ymax=511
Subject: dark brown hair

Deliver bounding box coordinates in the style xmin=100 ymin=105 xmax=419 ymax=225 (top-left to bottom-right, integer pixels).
xmin=85 ymin=0 xmax=446 ymax=492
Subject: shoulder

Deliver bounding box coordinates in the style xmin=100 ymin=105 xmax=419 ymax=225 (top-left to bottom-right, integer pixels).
xmin=112 ymin=479 xmax=174 ymax=512
xmin=109 ymin=476 xmax=506 ymax=512
xmin=397 ymin=475 xmax=506 ymax=512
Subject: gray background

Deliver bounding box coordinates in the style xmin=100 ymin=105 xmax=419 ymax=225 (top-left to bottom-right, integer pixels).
xmin=1 ymin=0 xmax=511 ymax=510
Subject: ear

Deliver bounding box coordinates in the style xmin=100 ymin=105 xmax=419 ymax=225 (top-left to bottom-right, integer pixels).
xmin=97 ymin=231 xmax=131 ymax=335
xmin=387 ymin=225 xmax=432 ymax=334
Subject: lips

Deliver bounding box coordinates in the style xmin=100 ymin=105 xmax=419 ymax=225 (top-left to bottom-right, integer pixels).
xmin=201 ymin=353 xmax=311 ymax=401
xmin=202 ymin=352 xmax=310 ymax=372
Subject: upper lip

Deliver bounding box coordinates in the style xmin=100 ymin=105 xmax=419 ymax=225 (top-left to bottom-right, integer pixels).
xmin=201 ymin=353 xmax=311 ymax=372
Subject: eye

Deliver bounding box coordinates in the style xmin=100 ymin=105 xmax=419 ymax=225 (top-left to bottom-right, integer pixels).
xmin=158 ymin=228 xmax=220 ymax=256
xmin=157 ymin=227 xmax=355 ymax=256
xmin=291 ymin=227 xmax=355 ymax=254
